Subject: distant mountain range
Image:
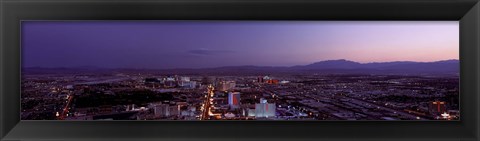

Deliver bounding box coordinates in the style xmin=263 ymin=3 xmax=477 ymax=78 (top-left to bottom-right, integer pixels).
xmin=24 ymin=59 xmax=459 ymax=76
xmin=293 ymin=59 xmax=459 ymax=72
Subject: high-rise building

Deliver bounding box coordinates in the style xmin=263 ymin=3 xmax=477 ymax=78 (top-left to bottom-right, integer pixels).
xmin=180 ymin=76 xmax=190 ymax=82
xmin=154 ymin=104 xmax=180 ymax=117
xmin=247 ymin=109 xmax=256 ymax=117
xmin=154 ymin=104 xmax=169 ymax=117
xmin=228 ymin=92 xmax=241 ymax=108
xmin=179 ymin=81 xmax=196 ymax=89
xmin=429 ymin=101 xmax=447 ymax=114
xmin=218 ymin=81 xmax=236 ymax=91
xmin=257 ymin=76 xmax=264 ymax=83
xmin=255 ymin=98 xmax=276 ymax=118
xmin=175 ymin=76 xmax=195 ymax=89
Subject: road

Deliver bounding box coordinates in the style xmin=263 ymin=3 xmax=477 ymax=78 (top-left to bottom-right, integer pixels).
xmin=200 ymin=85 xmax=214 ymax=120
xmin=346 ymin=96 xmax=427 ymax=120
xmin=58 ymin=94 xmax=74 ymax=120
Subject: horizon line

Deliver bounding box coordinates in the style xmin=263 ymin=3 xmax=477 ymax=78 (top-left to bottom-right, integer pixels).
xmin=23 ymin=58 xmax=460 ymax=70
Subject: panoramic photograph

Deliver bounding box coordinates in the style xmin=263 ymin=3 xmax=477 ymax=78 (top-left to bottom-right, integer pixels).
xmin=21 ymin=21 xmax=459 ymax=120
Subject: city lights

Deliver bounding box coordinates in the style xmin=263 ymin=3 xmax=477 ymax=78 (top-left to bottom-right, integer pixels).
xmin=20 ymin=21 xmax=459 ymax=121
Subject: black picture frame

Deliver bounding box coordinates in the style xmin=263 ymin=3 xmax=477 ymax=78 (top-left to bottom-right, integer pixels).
xmin=1 ymin=0 xmax=479 ymax=141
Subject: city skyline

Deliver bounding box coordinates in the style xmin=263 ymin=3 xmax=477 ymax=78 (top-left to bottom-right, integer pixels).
xmin=22 ymin=21 xmax=458 ymax=69
xmin=22 ymin=59 xmax=459 ymax=71
xmin=21 ymin=21 xmax=460 ymax=120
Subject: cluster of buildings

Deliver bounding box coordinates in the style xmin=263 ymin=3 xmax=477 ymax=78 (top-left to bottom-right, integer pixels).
xmin=218 ymin=81 xmax=236 ymax=91
xmin=152 ymin=103 xmax=197 ymax=119
xmin=254 ymin=98 xmax=276 ymax=118
xmin=145 ymin=76 xmax=197 ymax=89
xmin=21 ymin=71 xmax=459 ymax=121
xmin=257 ymin=76 xmax=281 ymax=84
xmin=429 ymin=101 xmax=459 ymax=120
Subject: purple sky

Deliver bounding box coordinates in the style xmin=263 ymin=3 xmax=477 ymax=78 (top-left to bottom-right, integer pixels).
xmin=22 ymin=21 xmax=459 ymax=69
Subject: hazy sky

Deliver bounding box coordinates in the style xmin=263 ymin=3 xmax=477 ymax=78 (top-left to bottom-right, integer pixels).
xmin=22 ymin=21 xmax=459 ymax=69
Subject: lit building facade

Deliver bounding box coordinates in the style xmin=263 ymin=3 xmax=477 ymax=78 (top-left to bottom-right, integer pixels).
xmin=154 ymin=104 xmax=180 ymax=117
xmin=255 ymin=98 xmax=276 ymax=118
xmin=429 ymin=101 xmax=447 ymax=114
xmin=228 ymin=92 xmax=241 ymax=108
xmin=218 ymin=81 xmax=236 ymax=91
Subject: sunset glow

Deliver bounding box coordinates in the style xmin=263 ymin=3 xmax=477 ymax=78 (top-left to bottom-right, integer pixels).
xmin=22 ymin=21 xmax=458 ymax=69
